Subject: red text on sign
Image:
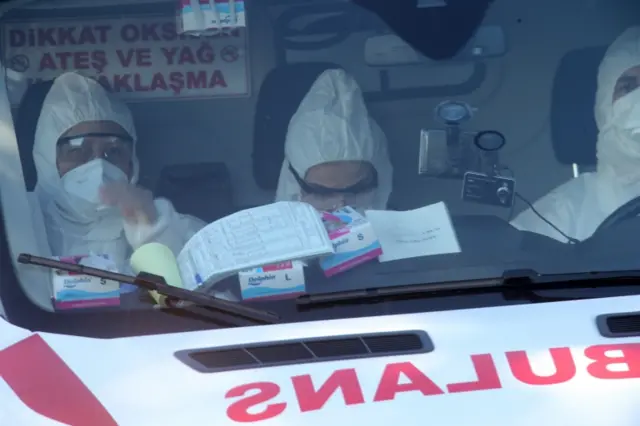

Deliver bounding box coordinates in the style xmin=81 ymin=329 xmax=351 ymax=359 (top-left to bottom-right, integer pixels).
xmin=29 ymin=70 xmax=228 ymax=96
xmin=8 ymin=22 xmax=239 ymax=48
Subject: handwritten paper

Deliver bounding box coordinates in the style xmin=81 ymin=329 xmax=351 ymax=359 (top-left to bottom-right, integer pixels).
xmin=177 ymin=202 xmax=334 ymax=290
xmin=365 ymin=202 xmax=461 ymax=262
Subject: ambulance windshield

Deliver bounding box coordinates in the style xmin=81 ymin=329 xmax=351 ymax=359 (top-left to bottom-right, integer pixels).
xmin=1 ymin=0 xmax=640 ymax=335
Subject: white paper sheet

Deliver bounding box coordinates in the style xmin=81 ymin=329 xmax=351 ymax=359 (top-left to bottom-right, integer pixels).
xmin=365 ymin=202 xmax=461 ymax=262
xmin=176 ymin=202 xmax=333 ymax=290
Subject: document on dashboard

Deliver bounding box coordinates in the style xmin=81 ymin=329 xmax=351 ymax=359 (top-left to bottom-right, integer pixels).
xmin=365 ymin=202 xmax=461 ymax=262
xmin=176 ymin=202 xmax=334 ymax=290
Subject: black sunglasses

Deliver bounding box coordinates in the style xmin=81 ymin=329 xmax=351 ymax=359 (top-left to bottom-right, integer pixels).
xmin=288 ymin=163 xmax=378 ymax=196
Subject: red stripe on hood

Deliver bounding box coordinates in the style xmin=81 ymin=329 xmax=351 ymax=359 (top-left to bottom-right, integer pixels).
xmin=0 ymin=334 xmax=117 ymax=425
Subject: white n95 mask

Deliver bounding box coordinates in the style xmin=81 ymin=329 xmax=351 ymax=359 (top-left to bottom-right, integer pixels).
xmin=611 ymin=88 xmax=640 ymax=137
xmin=62 ymin=159 xmax=128 ymax=206
xmin=597 ymin=87 xmax=640 ymax=184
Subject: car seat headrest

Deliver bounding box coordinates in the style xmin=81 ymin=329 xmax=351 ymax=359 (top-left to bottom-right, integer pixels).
xmin=15 ymin=80 xmax=55 ymax=191
xmin=550 ymin=46 xmax=607 ymax=167
xmin=155 ymin=162 xmax=234 ymax=223
xmin=252 ymin=62 xmax=343 ymax=191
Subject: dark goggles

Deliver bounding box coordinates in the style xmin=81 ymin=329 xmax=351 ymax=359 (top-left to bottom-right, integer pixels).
xmin=57 ymin=132 xmax=134 ymax=147
xmin=57 ymin=132 xmax=134 ymax=164
xmin=288 ymin=163 xmax=378 ymax=196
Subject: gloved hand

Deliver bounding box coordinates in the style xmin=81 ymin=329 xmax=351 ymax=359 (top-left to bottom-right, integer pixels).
xmin=100 ymin=181 xmax=158 ymax=225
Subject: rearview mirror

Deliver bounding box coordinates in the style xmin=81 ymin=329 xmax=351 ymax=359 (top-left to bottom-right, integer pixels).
xmin=364 ymin=25 xmax=506 ymax=67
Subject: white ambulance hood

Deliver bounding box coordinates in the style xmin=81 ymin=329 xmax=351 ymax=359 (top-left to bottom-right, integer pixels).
xmin=1 ymin=295 xmax=639 ymax=426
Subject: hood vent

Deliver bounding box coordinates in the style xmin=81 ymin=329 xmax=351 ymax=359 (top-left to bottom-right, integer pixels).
xmin=596 ymin=312 xmax=640 ymax=338
xmin=175 ymin=331 xmax=433 ymax=373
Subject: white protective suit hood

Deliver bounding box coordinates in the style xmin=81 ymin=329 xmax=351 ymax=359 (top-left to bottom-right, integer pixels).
xmin=595 ymin=27 xmax=640 ymax=183
xmin=33 ymin=72 xmax=140 ymax=249
xmin=510 ymin=27 xmax=640 ymax=242
xmin=275 ymin=69 xmax=393 ymax=210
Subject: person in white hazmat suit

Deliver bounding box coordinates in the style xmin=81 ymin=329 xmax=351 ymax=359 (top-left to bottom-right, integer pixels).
xmin=33 ymin=72 xmax=206 ymax=282
xmin=275 ymin=69 xmax=393 ymax=212
xmin=511 ymin=27 xmax=640 ymax=242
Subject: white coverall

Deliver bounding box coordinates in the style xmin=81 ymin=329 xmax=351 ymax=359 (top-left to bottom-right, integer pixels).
xmin=33 ymin=72 xmax=206 ymax=275
xmin=275 ymin=69 xmax=393 ymax=210
xmin=511 ymin=27 xmax=640 ymax=242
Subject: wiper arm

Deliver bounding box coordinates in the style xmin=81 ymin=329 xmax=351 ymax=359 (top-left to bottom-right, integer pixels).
xmin=18 ymin=253 xmax=279 ymax=325
xmin=297 ymin=269 xmax=640 ymax=308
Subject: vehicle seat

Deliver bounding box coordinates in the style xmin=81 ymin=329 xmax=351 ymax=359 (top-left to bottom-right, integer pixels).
xmin=252 ymin=62 xmax=343 ymax=191
xmin=155 ymin=162 xmax=234 ymax=223
xmin=550 ymin=46 xmax=607 ymax=174
xmin=15 ymin=80 xmax=55 ymax=191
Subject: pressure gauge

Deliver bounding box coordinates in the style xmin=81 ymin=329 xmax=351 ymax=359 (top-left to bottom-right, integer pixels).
xmin=435 ymin=101 xmax=473 ymax=124
xmin=474 ymin=130 xmax=506 ymax=152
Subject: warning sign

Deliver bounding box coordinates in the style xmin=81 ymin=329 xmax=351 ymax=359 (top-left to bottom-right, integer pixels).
xmin=1 ymin=15 xmax=250 ymax=105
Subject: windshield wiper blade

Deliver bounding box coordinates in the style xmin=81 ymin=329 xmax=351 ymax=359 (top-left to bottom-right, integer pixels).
xmin=18 ymin=253 xmax=279 ymax=325
xmin=296 ymin=269 xmax=640 ymax=307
